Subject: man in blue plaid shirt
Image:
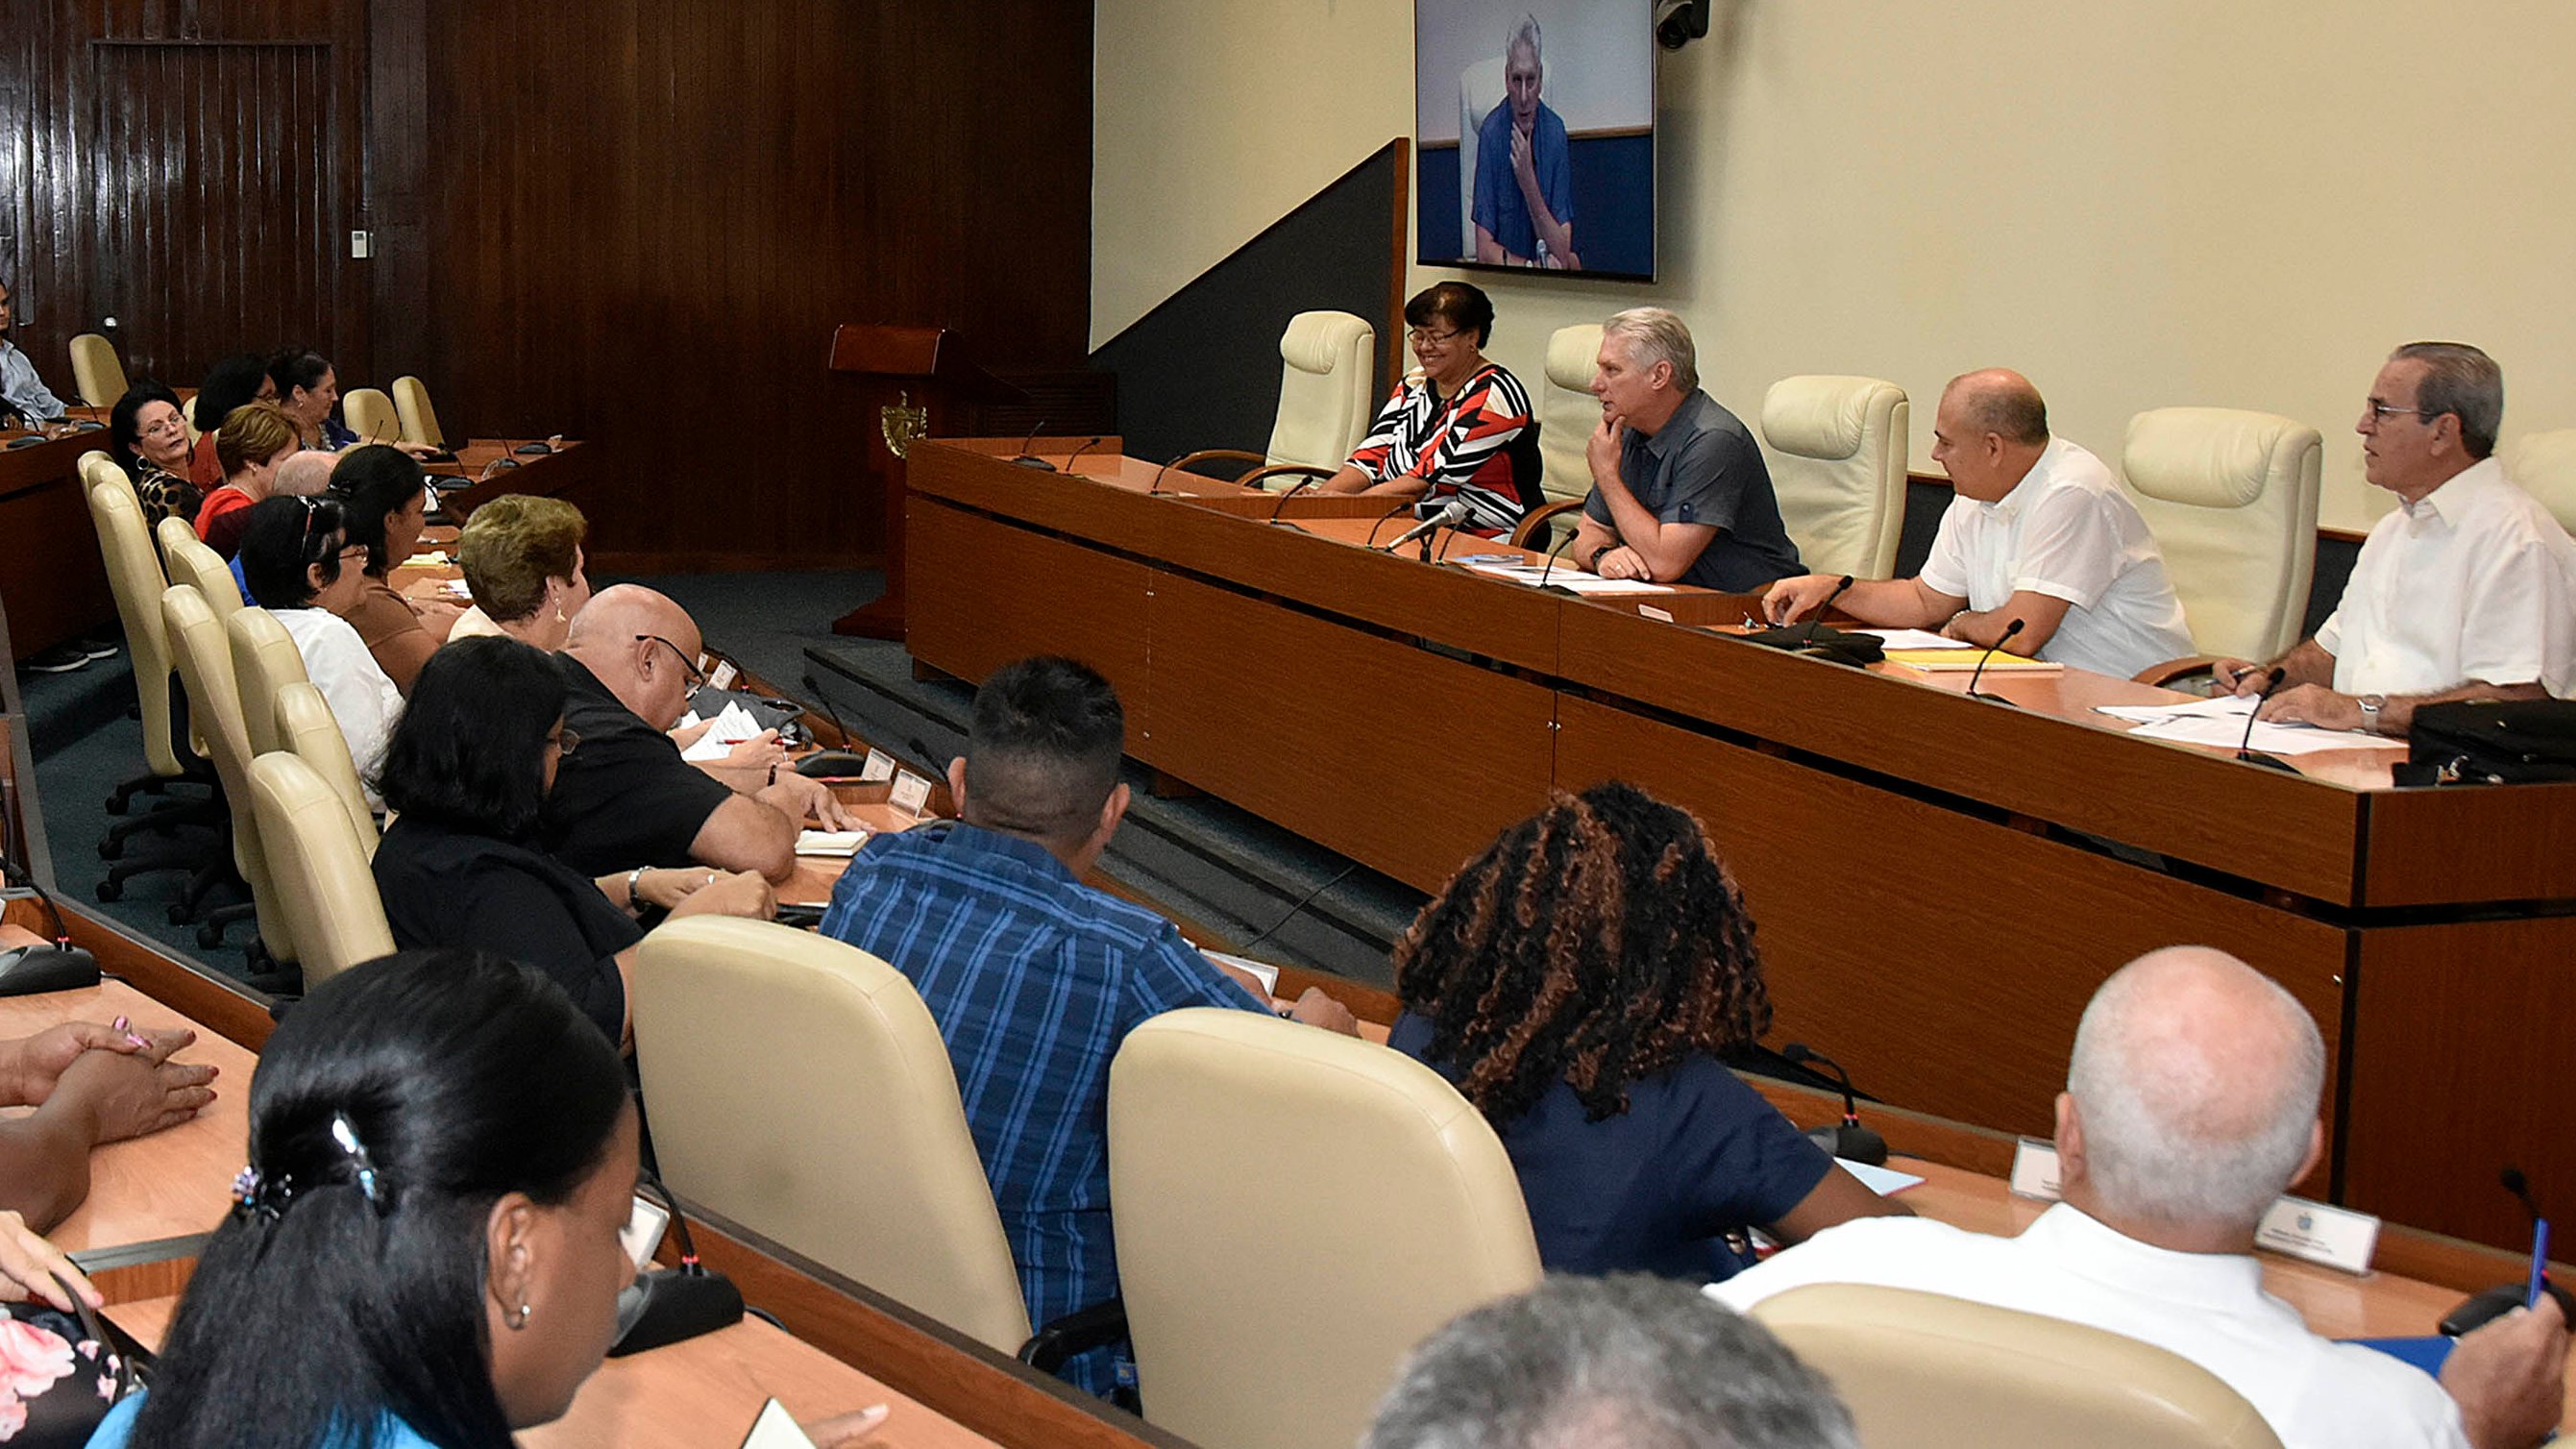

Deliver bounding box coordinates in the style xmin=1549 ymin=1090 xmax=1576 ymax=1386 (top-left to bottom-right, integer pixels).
xmin=822 ymin=656 xmax=1356 ymax=1398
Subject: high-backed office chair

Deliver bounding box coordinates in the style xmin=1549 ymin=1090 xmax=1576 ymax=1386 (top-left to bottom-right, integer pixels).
xmin=246 ymin=751 xmax=393 ymax=989
xmin=2505 ymin=429 xmax=2576 ymax=535
xmin=226 ymin=606 xmax=307 ymax=758
xmin=87 ymin=473 xmax=223 ymax=900
xmin=158 ymin=518 xmax=244 ymax=620
xmin=633 ymin=918 xmax=1036 ymax=1354
xmin=1762 ymin=375 xmax=1910 ymax=578
xmin=1456 ymin=56 xmax=1508 ymax=258
xmin=77 ymin=449 xmax=127 ymax=496
xmin=2122 ymin=407 xmax=2320 ymax=668
xmin=69 ymin=333 xmax=129 ymax=409
xmin=160 ymin=584 xmax=293 ymax=965
xmin=341 ymin=387 xmax=400 ymax=446
xmin=183 ymin=395 xmax=203 ymax=444
xmin=391 ymin=376 xmax=445 ymax=449
xmin=1108 ymin=1008 xmax=1541 ymax=1449
xmin=273 ymin=681 xmax=379 ymax=856
xmin=1165 ymin=311 xmax=1378 ymax=491
xmin=1508 ymin=323 xmax=1605 ymax=549
xmin=1752 ymin=1284 xmax=2284 ymax=1449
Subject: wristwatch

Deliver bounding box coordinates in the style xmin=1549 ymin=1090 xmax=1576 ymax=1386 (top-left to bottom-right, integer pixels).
xmin=2358 ymin=694 xmax=2387 ymax=733
xmin=1588 ymin=544 xmax=1616 ymax=570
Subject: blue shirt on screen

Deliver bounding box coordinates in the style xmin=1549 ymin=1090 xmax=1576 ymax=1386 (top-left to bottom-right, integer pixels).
xmin=1471 ymin=99 xmax=1573 ymax=263
xmin=1388 ymin=1010 xmax=1833 ymax=1282
xmin=819 ymin=821 xmax=1264 ymax=1396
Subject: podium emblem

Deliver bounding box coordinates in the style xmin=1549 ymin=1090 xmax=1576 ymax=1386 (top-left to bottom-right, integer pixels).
xmin=879 ymin=390 xmax=928 ymax=459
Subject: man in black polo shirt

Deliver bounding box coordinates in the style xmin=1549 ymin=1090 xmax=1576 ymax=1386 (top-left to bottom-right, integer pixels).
xmin=1568 ymin=307 xmax=1802 ymax=592
xmin=544 ymin=584 xmax=849 ymax=881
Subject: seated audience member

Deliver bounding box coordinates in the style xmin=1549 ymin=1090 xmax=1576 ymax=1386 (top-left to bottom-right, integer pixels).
xmin=236 ymin=496 xmax=405 ymax=799
xmin=221 ymin=451 xmax=336 ymax=606
xmin=450 ymin=495 xmax=593 ymax=650
xmin=1765 ymin=369 xmax=2195 ymax=679
xmin=1707 ymin=946 xmax=2569 ymax=1449
xmin=1570 ymin=307 xmax=1803 ymax=590
xmin=2216 ymin=343 xmax=2576 ymax=732
xmin=185 ymin=353 xmax=280 ymax=488
xmin=327 ymin=444 xmax=459 ymax=693
xmin=1365 ymin=1275 xmax=1856 ymax=1449
xmin=821 ymin=655 xmax=1356 ymax=1397
xmin=268 ymin=348 xmax=357 ymax=453
xmin=1391 ymin=781 xmax=1905 ymax=1282
xmin=193 ymin=403 xmax=302 ymax=556
xmin=109 ymin=381 xmax=201 ymax=528
xmin=545 ymin=585 xmax=851 ymax=882
xmin=1317 ymin=281 xmax=1542 ymax=536
xmin=372 ymin=640 xmax=773 ymax=1048
xmin=0 ymin=1015 xmax=216 ymax=1230
xmin=0 ymin=278 xmax=66 ymax=426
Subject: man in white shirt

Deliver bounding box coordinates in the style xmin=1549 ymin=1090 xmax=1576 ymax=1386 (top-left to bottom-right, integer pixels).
xmin=1706 ymin=946 xmax=2568 ymax=1449
xmin=2216 ymin=343 xmax=2576 ymax=734
xmin=1764 ymin=369 xmax=2195 ymax=679
xmin=0 ymin=278 xmax=69 ymax=427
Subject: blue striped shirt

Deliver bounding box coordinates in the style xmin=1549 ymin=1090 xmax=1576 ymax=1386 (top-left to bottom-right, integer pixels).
xmin=820 ymin=823 xmax=1263 ymax=1395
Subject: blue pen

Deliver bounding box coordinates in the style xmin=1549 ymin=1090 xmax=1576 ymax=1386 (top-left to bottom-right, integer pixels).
xmin=2527 ymin=1217 xmax=2549 ymax=1310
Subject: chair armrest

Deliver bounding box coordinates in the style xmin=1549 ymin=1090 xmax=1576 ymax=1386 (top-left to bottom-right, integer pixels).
xmin=1239 ymin=463 xmax=1336 ymax=492
xmin=1509 ymin=499 xmax=1585 ymax=551
xmin=2132 ymin=654 xmax=2226 ymax=690
xmin=1165 ymin=449 xmax=1269 ymax=481
xmin=1018 ymin=1296 xmax=1129 ymax=1374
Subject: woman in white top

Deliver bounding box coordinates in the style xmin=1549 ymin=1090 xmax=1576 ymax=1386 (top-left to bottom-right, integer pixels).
xmin=235 ymin=494 xmax=405 ymax=805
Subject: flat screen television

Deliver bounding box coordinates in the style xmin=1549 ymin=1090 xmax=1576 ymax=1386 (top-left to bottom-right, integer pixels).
xmin=1414 ymin=0 xmax=1656 ymax=282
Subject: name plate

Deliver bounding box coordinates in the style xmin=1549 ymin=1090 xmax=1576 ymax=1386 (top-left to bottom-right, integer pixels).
xmin=1638 ymin=604 xmax=1676 ymax=624
xmin=2006 ymin=1139 xmax=2378 ymax=1274
xmin=860 ymin=748 xmax=896 ymax=783
xmin=2009 ymin=1137 xmax=2063 ymax=1200
xmin=707 ymin=659 xmax=740 ymax=691
xmin=889 ymin=770 xmax=932 ymax=818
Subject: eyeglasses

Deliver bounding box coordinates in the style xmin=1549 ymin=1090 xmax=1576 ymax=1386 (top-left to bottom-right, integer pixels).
xmin=548 ymin=726 xmax=582 ymax=757
xmin=2365 ymin=401 xmax=2432 ymax=424
xmin=1407 ymin=328 xmax=1466 ymax=347
xmin=637 ymin=634 xmax=706 ymax=688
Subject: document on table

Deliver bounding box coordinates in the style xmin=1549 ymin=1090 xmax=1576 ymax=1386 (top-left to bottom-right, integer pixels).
xmin=1455 ymin=559 xmax=1672 ymax=594
xmin=1852 ymin=627 xmax=1972 ymax=651
xmin=795 ymin=829 xmax=871 ymax=857
xmin=678 ymin=700 xmax=770 ymax=761
xmin=1838 ymin=1159 xmax=1926 ymax=1195
xmin=2096 ymin=695 xmax=2406 ymax=753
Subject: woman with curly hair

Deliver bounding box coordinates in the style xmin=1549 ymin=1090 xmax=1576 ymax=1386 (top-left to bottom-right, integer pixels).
xmin=1389 ymin=780 xmax=1904 ymax=1281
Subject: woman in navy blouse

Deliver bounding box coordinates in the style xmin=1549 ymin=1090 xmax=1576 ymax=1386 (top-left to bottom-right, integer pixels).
xmin=1389 ymin=780 xmax=1907 ymax=1282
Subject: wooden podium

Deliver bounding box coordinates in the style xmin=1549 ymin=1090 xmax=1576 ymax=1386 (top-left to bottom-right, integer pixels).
xmin=825 ymin=324 xmax=1023 ymax=639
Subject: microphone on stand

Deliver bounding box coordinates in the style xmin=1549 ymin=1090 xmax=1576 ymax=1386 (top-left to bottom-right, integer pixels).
xmin=1964 ymin=619 xmax=2025 ymax=704
xmin=1008 ymin=419 xmax=1054 ymax=470
xmin=1362 ymin=499 xmax=1416 ymax=548
xmin=1381 ymin=498 xmax=1471 ymax=554
xmin=1533 ymin=525 xmax=1581 ymax=593
xmin=1060 ymin=436 xmax=1104 ymax=474
xmin=1145 ymin=451 xmax=1190 ymax=497
xmin=1782 ymin=1044 xmax=1888 ymax=1166
xmin=2234 ymin=667 xmax=2298 ymax=773
xmin=1797 ymin=575 xmax=1856 ymax=645
xmin=1263 ymin=475 xmax=1323 ymax=524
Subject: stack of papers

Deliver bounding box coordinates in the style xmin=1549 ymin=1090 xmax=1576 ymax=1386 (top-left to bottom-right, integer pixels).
xmin=1854 ymin=628 xmax=1973 ymax=651
xmin=795 ymin=829 xmax=871 ymax=857
xmin=1455 ymin=559 xmax=1672 ymax=594
xmin=2095 ymin=695 xmax=2406 ymax=754
xmin=678 ymin=700 xmax=771 ymax=761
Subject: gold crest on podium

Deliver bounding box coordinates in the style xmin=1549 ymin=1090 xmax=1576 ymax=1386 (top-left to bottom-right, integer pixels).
xmin=879 ymin=390 xmax=929 ymax=459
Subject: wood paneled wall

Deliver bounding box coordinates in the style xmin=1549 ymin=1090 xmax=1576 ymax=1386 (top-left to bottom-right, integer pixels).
xmin=2 ymin=1 xmax=1094 ymax=571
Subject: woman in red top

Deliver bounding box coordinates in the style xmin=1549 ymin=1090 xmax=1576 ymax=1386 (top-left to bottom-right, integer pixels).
xmin=1318 ymin=281 xmax=1543 ymax=537
xmin=193 ymin=403 xmax=301 ymax=556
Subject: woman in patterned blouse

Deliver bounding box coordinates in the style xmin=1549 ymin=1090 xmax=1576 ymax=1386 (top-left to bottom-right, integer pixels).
xmin=109 ymin=381 xmax=202 ymax=528
xmin=1317 ymin=281 xmax=1543 ymax=537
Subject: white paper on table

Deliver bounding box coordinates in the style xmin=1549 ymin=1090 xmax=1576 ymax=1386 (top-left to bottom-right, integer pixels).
xmin=1854 ymin=627 xmax=1974 ymax=651
xmin=795 ymin=829 xmax=871 ymax=857
xmin=2125 ymin=713 xmax=2406 ymax=754
xmin=1200 ymin=948 xmax=1281 ymax=995
xmin=678 ymin=701 xmax=770 ymax=761
xmin=1838 ymin=1158 xmax=1926 ymax=1195
xmin=2094 ymin=695 xmax=2255 ymax=724
xmin=738 ymin=1399 xmax=820 ymax=1449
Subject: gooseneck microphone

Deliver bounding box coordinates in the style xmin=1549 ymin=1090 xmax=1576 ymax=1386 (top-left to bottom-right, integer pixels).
xmin=1060 ymin=436 xmax=1104 ymax=473
xmin=2440 ymin=1166 xmax=2576 ymax=1336
xmin=1964 ymin=618 xmax=2025 ymax=704
xmin=1533 ymin=525 xmax=1581 ymax=592
xmin=1362 ymin=499 xmax=1416 ymax=548
xmin=1264 ymin=475 xmax=1322 ymax=524
xmin=2233 ymin=667 xmax=2297 ymax=772
xmin=1782 ymin=1043 xmax=1888 ymax=1167
xmin=1381 ymin=497 xmax=1472 ymax=553
xmin=1008 ymin=419 xmax=1054 ymax=470
xmin=1799 ymin=575 xmax=1857 ymax=645
xmin=1145 ymin=451 xmax=1190 ymax=497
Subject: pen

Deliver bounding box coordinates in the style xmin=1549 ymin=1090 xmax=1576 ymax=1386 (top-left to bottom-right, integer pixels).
xmin=2527 ymin=1217 xmax=2550 ymax=1309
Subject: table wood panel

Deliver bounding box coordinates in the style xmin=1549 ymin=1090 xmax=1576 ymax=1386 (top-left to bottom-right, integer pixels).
xmin=907 ymin=499 xmax=1154 ymax=713
xmin=0 ymin=430 xmax=118 ymax=658
xmin=1552 ymin=695 xmax=2350 ymax=1146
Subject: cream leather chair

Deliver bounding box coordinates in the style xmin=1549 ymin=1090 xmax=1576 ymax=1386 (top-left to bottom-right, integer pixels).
xmin=341 ymin=387 xmax=400 ymax=445
xmin=1762 ymin=375 xmax=1910 ymax=578
xmin=78 ymin=449 xmax=127 ymax=496
xmin=226 ymin=607 xmax=307 ymax=757
xmin=274 ymin=682 xmax=378 ymax=855
xmin=69 ymin=333 xmax=128 ymax=409
xmin=158 ymin=519 xmax=243 ymax=621
xmin=86 ymin=473 xmax=194 ymax=800
xmin=161 ymin=584 xmax=295 ymax=965
xmin=2122 ymin=407 xmax=2321 ymax=664
xmin=1108 ymin=1008 xmax=1541 ymax=1449
xmin=1506 ymin=324 xmax=1606 ymax=549
xmin=633 ymin=918 xmax=1033 ymax=1355
xmin=1753 ymin=1284 xmax=2283 ymax=1449
xmin=1456 ymin=56 xmax=1507 ymax=258
xmin=247 ymin=751 xmax=393 ymax=988
xmin=1168 ymin=310 xmax=1378 ymax=490
xmin=391 ymin=376 xmax=446 ymax=449
xmin=2505 ymin=430 xmax=2576 ymax=535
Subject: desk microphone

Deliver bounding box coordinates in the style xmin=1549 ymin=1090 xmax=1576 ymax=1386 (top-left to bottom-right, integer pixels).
xmin=1799 ymin=575 xmax=1856 ymax=645
xmin=1145 ymin=451 xmax=1191 ymax=497
xmin=1964 ymin=619 xmax=2025 ymax=704
xmin=1263 ymin=476 xmax=1322 ymax=524
xmin=1061 ymin=436 xmax=1104 ymax=474
xmin=1382 ymin=498 xmax=1470 ymax=553
xmin=1782 ymin=1043 xmax=1888 ymax=1166
xmin=2441 ymin=1167 xmax=2576 ymax=1336
xmin=1008 ymin=419 xmax=1055 ymax=470
xmin=2233 ymin=667 xmax=2299 ymax=773
xmin=1533 ymin=524 xmax=1581 ymax=592
xmin=1362 ymin=499 xmax=1415 ymax=547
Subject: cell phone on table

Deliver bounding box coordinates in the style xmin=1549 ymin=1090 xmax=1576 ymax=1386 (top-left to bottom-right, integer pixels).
xmin=773 ymin=902 xmax=825 ymax=929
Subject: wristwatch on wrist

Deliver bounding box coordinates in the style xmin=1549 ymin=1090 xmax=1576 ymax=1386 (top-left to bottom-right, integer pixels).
xmin=626 ymin=865 xmax=649 ymax=908
xmin=2358 ymin=694 xmax=2387 ymax=732
xmin=1588 ymin=544 xmax=1616 ymax=571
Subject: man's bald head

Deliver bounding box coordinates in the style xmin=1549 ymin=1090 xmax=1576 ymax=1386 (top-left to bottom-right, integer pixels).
xmin=274 ymin=450 xmax=336 ymax=498
xmin=2066 ymin=946 xmax=2324 ymax=1230
xmin=562 ymin=583 xmax=702 ymax=728
xmin=565 ymin=583 xmax=697 ymax=655
xmin=1942 ymin=369 xmax=2049 ymax=448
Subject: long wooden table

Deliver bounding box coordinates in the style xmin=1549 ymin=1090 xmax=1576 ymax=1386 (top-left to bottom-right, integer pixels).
xmin=903 ymin=438 xmax=2576 ymax=1253
xmin=0 ymin=423 xmax=118 ymax=657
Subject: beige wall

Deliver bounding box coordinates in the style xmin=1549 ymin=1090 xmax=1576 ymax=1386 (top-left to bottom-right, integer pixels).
xmin=1096 ymin=0 xmax=2576 ymax=531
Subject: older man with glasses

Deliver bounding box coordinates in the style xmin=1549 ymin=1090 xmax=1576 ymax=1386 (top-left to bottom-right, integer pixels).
xmin=2213 ymin=342 xmax=2576 ymax=734
xmin=544 ymin=583 xmax=852 ymax=882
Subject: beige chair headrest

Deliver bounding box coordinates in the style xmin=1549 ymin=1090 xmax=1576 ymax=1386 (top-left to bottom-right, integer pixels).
xmin=2123 ymin=407 xmax=2307 ymax=511
xmin=1764 ymin=376 xmax=1897 ymax=461
xmin=1280 ymin=310 xmax=1372 ymax=377
xmin=1546 ymin=325 xmax=1603 ymax=393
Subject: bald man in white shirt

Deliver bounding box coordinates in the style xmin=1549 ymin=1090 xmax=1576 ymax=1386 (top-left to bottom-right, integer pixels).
xmin=2215 ymin=343 xmax=2576 ymax=734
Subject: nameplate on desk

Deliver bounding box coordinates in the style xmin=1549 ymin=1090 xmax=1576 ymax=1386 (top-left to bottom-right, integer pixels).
xmin=2256 ymin=1196 xmax=2379 ymax=1275
xmin=859 ymin=748 xmax=896 ymax=783
xmin=888 ymin=770 xmax=932 ymax=818
xmin=2008 ymin=1137 xmax=2063 ymax=1201
xmin=707 ymin=660 xmax=740 ymax=691
xmin=1638 ymin=604 xmax=1676 ymax=624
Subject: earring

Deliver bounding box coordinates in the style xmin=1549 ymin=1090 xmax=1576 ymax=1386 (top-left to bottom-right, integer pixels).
xmin=508 ymin=1301 xmax=533 ymax=1330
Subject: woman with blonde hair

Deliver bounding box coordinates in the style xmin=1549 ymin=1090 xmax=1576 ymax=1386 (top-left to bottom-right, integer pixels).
xmin=449 ymin=496 xmax=592 ymax=651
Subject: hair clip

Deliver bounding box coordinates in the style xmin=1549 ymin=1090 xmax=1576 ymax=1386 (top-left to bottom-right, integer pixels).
xmin=232 ymin=1164 xmax=292 ymax=1224
xmin=331 ymin=1113 xmax=388 ymax=1212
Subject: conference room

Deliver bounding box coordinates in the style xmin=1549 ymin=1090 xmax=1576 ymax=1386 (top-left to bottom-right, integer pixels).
xmin=5 ymin=1 xmax=2576 ymax=1447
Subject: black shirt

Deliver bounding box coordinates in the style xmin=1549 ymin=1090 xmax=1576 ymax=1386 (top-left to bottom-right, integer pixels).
xmin=371 ymin=813 xmax=638 ymax=1044
xmin=1582 ymin=389 xmax=1803 ymax=592
xmin=543 ymin=653 xmax=735 ymax=876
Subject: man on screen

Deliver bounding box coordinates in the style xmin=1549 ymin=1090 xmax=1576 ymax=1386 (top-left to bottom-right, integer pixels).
xmin=1473 ymin=14 xmax=1580 ymax=270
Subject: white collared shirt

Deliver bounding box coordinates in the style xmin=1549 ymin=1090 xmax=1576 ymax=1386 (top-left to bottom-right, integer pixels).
xmin=277 ymin=606 xmax=404 ymax=809
xmin=1705 ymin=1204 xmax=2468 ymax=1449
xmin=0 ymin=338 xmax=65 ymax=423
xmin=2316 ymin=456 xmax=2576 ymax=698
xmin=1919 ymin=438 xmax=2197 ymax=679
